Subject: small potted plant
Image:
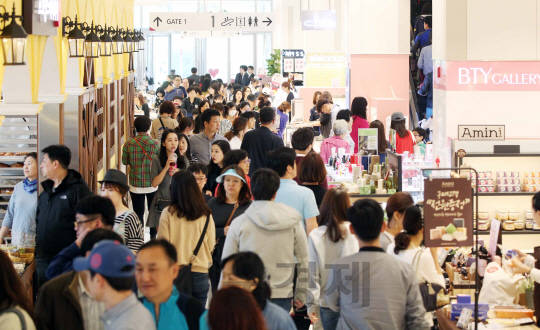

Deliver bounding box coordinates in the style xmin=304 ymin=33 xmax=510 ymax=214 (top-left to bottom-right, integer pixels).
xmin=520 ymin=277 xmax=535 ymax=309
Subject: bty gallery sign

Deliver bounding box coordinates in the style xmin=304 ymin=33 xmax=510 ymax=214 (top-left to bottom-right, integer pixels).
xmin=458 ymin=125 xmax=505 ymax=141
xmin=435 ymin=61 xmax=540 ymax=91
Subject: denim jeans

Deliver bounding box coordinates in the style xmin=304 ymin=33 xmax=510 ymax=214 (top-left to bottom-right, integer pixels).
xmin=320 ymin=307 xmax=340 ymax=330
xmin=192 ymin=272 xmax=210 ymax=307
xmin=271 ymin=298 xmax=292 ymax=312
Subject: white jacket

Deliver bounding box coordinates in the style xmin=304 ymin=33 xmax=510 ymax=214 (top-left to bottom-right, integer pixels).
xmin=306 ymin=223 xmax=359 ymax=313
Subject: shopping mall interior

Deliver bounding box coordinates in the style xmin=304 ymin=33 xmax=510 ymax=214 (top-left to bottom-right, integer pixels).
xmin=1 ymin=0 xmax=540 ymax=329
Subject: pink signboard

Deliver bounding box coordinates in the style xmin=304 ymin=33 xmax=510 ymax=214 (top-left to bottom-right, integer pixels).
xmin=434 ymin=61 xmax=540 ymax=91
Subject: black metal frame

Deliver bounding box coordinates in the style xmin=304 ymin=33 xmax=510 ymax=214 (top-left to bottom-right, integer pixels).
xmin=421 ymin=167 xmax=480 ymax=330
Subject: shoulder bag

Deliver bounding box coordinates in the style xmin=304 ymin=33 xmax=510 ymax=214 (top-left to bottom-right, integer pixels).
xmin=412 ymin=249 xmax=449 ymax=312
xmin=0 ymin=308 xmax=27 ymax=330
xmin=212 ymin=203 xmax=239 ymax=267
xmin=174 ymin=215 xmax=211 ymax=296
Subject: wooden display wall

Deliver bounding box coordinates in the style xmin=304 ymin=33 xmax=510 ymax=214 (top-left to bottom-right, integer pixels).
xmin=78 ymin=57 xmax=135 ymax=193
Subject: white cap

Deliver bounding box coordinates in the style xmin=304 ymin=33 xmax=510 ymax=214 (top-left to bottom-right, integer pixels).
xmin=262 ymin=87 xmax=271 ymax=96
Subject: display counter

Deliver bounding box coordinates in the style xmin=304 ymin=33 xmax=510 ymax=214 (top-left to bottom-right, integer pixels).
xmin=436 ymin=309 xmax=540 ymax=330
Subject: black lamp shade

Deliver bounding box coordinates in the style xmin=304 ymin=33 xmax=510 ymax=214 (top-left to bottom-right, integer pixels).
xmin=123 ymin=34 xmax=132 ymax=53
xmin=112 ymin=31 xmax=123 ymax=54
xmin=138 ymin=33 xmax=145 ymax=50
xmin=100 ymin=33 xmax=112 ymax=56
xmin=131 ymin=34 xmax=139 ymax=52
xmin=67 ymin=25 xmax=86 ymax=58
xmin=85 ymin=30 xmax=100 ymax=58
xmin=1 ymin=20 xmax=27 ymax=65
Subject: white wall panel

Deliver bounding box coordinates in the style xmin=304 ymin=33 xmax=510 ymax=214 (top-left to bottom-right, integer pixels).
xmin=467 ymin=0 xmax=536 ymax=60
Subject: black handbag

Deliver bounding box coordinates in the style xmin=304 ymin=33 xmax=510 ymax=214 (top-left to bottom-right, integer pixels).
xmin=412 ymin=250 xmax=449 ymax=312
xmin=156 ymin=199 xmax=171 ymax=212
xmin=174 ymin=215 xmax=210 ymax=296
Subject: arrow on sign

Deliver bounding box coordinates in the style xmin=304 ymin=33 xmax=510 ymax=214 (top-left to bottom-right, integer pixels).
xmin=263 ymin=17 xmax=272 ymax=26
xmin=154 ymin=17 xmax=162 ymax=27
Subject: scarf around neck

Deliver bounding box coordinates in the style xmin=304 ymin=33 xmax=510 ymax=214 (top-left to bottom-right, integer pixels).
xmin=23 ymin=178 xmax=38 ymax=194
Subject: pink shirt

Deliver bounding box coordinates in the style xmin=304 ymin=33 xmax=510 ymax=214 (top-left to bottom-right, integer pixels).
xmin=351 ymin=115 xmax=370 ymax=153
xmin=320 ymin=136 xmax=351 ymax=164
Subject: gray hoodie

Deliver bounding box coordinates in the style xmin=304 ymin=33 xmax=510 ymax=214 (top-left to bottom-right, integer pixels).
xmin=221 ymin=201 xmax=309 ymax=302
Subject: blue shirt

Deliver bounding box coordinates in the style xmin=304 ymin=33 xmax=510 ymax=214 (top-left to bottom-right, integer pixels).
xmin=164 ymin=86 xmax=186 ymax=101
xmin=274 ymin=179 xmax=319 ymax=227
xmin=276 ymin=109 xmax=288 ymax=138
xmin=101 ymin=293 xmax=156 ymax=330
xmin=263 ymin=300 xmax=297 ymax=330
xmin=3 ymin=181 xmax=37 ymax=234
xmin=142 ymin=288 xmax=208 ymax=330
xmin=415 ymin=29 xmax=432 ymax=47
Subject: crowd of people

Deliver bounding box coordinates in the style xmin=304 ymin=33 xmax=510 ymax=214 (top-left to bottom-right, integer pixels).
xmin=0 ymin=65 xmax=476 ymax=330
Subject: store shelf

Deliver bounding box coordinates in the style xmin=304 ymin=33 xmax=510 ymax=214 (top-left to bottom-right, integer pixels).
xmin=0 ymin=148 xmax=35 ymax=153
xmin=0 ymin=194 xmax=13 ymax=197
xmin=1 ymin=122 xmax=37 ymax=127
xmin=349 ymin=194 xmax=392 ymax=198
xmin=478 ymin=192 xmax=536 ymax=196
xmin=0 ymin=168 xmax=24 ymax=171
xmin=0 ymin=156 xmax=25 ymax=161
xmin=0 ymin=139 xmax=37 ymax=144
xmin=0 ymin=185 xmax=17 ymax=188
xmin=476 ymin=229 xmax=540 ymax=235
xmin=464 ymin=153 xmax=540 ymax=158
xmin=0 ymin=130 xmax=37 ymax=135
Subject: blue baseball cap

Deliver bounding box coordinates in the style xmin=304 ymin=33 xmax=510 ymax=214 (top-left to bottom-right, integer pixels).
xmin=73 ymin=240 xmax=135 ymax=278
xmin=216 ymin=168 xmax=247 ymax=184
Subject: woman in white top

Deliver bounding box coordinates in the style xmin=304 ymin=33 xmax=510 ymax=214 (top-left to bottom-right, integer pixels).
xmin=224 ymin=117 xmax=248 ymax=150
xmin=387 ymin=205 xmax=445 ymax=327
xmin=381 ymin=192 xmax=414 ymax=252
xmin=306 ymin=188 xmax=359 ymax=330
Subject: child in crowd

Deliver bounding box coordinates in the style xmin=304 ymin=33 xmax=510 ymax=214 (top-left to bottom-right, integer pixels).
xmin=187 ymin=163 xmax=213 ymax=202
xmin=412 ymin=127 xmax=427 ymax=155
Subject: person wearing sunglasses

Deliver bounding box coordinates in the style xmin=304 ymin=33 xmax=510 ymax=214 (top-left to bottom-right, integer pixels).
xmin=45 ymin=196 xmax=116 ymax=280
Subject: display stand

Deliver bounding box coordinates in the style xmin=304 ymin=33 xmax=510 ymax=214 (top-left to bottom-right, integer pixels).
xmin=422 ymin=167 xmax=480 ymax=330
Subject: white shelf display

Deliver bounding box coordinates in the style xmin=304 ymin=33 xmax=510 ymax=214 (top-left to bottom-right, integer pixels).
xmin=0 ymin=116 xmax=38 ymax=224
xmin=452 ymin=139 xmax=540 ymax=251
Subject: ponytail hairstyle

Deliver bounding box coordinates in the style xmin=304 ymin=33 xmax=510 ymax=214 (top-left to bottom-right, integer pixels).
xmin=386 ymin=192 xmax=414 ymax=226
xmin=224 ymin=117 xmax=248 ymax=141
xmin=393 ymin=205 xmax=424 ymax=254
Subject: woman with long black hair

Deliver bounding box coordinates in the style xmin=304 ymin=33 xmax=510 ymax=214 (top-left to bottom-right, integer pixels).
xmin=147 ymin=129 xmax=188 ymax=239
xmin=204 ymin=140 xmax=231 ymax=196
xmin=222 ymin=252 xmax=297 ymax=330
xmin=390 ymin=112 xmax=415 ymax=154
xmin=158 ymin=170 xmax=215 ymax=305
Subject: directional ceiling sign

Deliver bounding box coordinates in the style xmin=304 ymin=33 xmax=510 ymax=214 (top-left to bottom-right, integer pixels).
xmin=150 ymin=12 xmax=275 ymax=32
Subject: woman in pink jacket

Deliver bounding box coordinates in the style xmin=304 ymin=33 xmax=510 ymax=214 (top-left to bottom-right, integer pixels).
xmin=320 ymin=120 xmax=351 ymax=164
xmin=350 ymin=97 xmax=370 ymax=153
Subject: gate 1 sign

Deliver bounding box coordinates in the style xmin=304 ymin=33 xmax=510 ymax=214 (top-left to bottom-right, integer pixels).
xmin=424 ymin=178 xmax=473 ymax=248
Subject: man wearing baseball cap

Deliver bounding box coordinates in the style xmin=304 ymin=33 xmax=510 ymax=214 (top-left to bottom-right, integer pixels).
xmin=74 ymin=240 xmax=156 ymax=330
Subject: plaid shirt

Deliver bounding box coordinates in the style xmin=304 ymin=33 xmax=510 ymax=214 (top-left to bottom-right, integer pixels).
xmin=122 ymin=134 xmax=160 ymax=188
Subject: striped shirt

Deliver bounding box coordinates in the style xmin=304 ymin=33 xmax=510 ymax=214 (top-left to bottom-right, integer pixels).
xmin=78 ymin=274 xmax=105 ymax=330
xmin=114 ymin=210 xmax=144 ymax=252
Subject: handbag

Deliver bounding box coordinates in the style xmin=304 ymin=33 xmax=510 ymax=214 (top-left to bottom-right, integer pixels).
xmin=156 ymin=199 xmax=171 ymax=212
xmin=412 ymin=249 xmax=449 ymax=312
xmin=174 ymin=215 xmax=211 ymax=296
xmin=0 ymin=308 xmax=27 ymax=330
xmin=212 ymin=203 xmax=239 ymax=268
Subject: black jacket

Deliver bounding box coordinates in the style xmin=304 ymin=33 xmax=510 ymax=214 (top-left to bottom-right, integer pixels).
xmin=241 ymin=126 xmax=284 ymax=176
xmin=36 ymin=170 xmax=93 ymax=262
xmin=181 ymin=97 xmax=201 ymax=117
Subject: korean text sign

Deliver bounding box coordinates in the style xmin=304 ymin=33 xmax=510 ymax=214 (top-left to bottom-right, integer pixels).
xmin=424 ymin=178 xmax=473 ymax=248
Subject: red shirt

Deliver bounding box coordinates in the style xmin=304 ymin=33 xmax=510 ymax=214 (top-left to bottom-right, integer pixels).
xmin=394 ymin=131 xmax=415 ymax=154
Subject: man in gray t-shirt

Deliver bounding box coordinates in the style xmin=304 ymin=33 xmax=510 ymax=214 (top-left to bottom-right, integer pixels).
xmin=73 ymin=240 xmax=156 ymax=330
